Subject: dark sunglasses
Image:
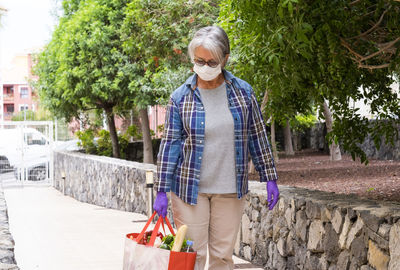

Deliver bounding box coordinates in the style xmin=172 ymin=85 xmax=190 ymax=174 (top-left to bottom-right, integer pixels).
xmin=194 ymin=58 xmax=219 ymax=68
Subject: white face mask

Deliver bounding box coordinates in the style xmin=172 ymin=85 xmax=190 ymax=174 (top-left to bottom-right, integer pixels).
xmin=193 ymin=63 xmax=222 ymax=81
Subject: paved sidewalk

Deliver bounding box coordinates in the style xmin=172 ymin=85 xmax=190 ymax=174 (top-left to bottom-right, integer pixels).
xmin=2 ymin=184 xmax=263 ymax=270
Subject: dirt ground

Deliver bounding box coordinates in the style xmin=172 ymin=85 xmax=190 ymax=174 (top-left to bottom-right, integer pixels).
xmin=249 ymin=149 xmax=400 ymax=203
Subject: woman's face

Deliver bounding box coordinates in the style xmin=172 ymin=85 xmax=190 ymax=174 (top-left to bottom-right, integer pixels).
xmin=193 ymin=46 xmax=219 ymax=67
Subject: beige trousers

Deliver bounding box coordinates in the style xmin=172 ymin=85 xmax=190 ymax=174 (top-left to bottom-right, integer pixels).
xmin=171 ymin=192 xmax=246 ymax=270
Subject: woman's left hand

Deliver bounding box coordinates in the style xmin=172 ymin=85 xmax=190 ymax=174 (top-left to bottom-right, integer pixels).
xmin=266 ymin=181 xmax=279 ymax=210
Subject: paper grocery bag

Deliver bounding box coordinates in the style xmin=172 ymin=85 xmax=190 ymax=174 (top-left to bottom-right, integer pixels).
xmin=123 ymin=212 xmax=197 ymax=270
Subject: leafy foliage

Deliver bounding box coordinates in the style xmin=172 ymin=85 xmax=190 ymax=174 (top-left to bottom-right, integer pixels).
xmin=219 ymin=0 xmax=400 ymax=163
xmin=122 ymin=0 xmax=220 ymax=105
xmin=76 ymin=127 xmax=134 ymax=158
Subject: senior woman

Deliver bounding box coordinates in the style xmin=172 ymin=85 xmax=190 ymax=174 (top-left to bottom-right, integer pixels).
xmin=154 ymin=26 xmax=279 ymax=270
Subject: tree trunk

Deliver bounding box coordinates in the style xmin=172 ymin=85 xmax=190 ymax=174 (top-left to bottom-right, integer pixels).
xmin=270 ymin=117 xmax=279 ymax=162
xmin=292 ymin=130 xmax=298 ymax=151
xmin=284 ymin=119 xmax=294 ymax=156
xmin=104 ymin=108 xmax=120 ymax=158
xmin=322 ymin=100 xmax=342 ymax=161
xmin=139 ymin=107 xmax=154 ymax=164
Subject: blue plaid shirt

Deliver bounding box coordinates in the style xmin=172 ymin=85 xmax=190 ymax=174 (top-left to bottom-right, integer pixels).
xmin=156 ymin=70 xmax=278 ymax=205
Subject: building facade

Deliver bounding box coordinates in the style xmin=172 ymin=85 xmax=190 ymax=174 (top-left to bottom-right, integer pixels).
xmin=1 ymin=53 xmax=38 ymax=121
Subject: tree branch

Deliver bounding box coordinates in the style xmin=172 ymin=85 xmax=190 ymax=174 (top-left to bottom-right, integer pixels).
xmin=359 ymin=37 xmax=400 ymax=62
xmin=349 ymin=0 xmax=361 ymax=6
xmin=341 ymin=36 xmax=400 ymax=65
xmin=358 ymin=63 xmax=390 ymax=69
xmin=340 ymin=38 xmax=364 ymax=59
xmin=347 ymin=8 xmax=389 ymax=40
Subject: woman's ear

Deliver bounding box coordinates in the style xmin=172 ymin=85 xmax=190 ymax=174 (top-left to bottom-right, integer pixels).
xmin=224 ymin=54 xmax=230 ymax=67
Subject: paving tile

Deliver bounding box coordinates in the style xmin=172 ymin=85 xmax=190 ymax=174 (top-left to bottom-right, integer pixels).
xmin=2 ymin=186 xmax=263 ymax=270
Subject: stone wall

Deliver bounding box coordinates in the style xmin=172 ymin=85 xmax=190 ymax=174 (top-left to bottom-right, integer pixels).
xmin=307 ymin=122 xmax=400 ymax=160
xmin=237 ymin=182 xmax=400 ymax=270
xmin=0 ymin=186 xmax=19 ymax=269
xmin=54 ymin=151 xmax=400 ymax=270
xmin=53 ymin=151 xmax=156 ymax=215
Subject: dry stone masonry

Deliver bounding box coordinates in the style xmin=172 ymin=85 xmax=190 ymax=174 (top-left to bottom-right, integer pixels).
xmin=237 ymin=182 xmax=400 ymax=270
xmin=54 ymin=151 xmax=400 ymax=270
xmin=0 ymin=186 xmax=19 ymax=269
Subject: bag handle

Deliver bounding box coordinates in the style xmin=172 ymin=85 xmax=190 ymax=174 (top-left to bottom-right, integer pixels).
xmin=135 ymin=211 xmax=176 ymax=246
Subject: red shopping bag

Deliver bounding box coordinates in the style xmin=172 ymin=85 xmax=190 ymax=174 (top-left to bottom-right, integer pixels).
xmin=123 ymin=211 xmax=197 ymax=270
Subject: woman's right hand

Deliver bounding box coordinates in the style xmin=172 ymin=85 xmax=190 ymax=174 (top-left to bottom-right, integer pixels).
xmin=153 ymin=192 xmax=168 ymax=217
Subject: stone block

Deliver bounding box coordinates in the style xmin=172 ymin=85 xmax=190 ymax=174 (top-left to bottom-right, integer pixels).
xmin=346 ymin=217 xmax=364 ymax=249
xmin=319 ymin=256 xmax=329 ymax=270
xmin=295 ymin=210 xmax=308 ymax=242
xmin=294 ymin=244 xmax=307 ymax=267
xmin=277 ymin=238 xmax=286 ymax=257
xmin=243 ymin=246 xmax=252 ymax=261
xmin=308 ymin=220 xmax=325 ymax=252
xmin=339 ymin=214 xmax=351 ymax=249
xmin=0 ymin=263 xmax=19 ymax=270
xmin=321 ymin=207 xmax=332 ymax=222
xmin=286 ymin=231 xmax=295 ymax=256
xmin=337 ymin=250 xmax=350 ymax=270
xmin=306 ymin=200 xmax=321 ymax=219
xmin=286 ymin=256 xmax=296 ymax=270
xmin=234 ymin=227 xmax=241 ymax=255
xmin=368 ymin=240 xmax=389 ymax=270
xmin=251 ymin=210 xmax=260 ymax=222
xmin=284 ymin=207 xmax=294 ymax=227
xmin=273 ymin=217 xmax=286 ymax=242
xmin=389 ymin=221 xmax=400 ymax=270
xmin=323 ymin=223 xmax=340 ymax=262
xmin=378 ymin=224 xmax=391 ymax=239
xmin=278 ymin=198 xmax=286 ymax=215
xmin=360 ymin=210 xmax=381 ymax=232
xmin=305 ymin=252 xmax=320 ymax=270
xmin=241 ymin=214 xmax=251 ymax=244
xmin=250 ymin=229 xmax=258 ymax=251
xmin=328 ymin=265 xmax=337 ymax=270
xmin=366 ymin=226 xmax=389 ymax=251
xmin=360 ymin=266 xmax=373 ymax=270
xmin=350 ymin=235 xmax=368 ymax=266
xmin=332 ymin=209 xmax=343 ymax=234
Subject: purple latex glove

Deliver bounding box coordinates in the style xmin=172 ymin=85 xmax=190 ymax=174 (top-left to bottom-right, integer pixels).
xmin=153 ymin=192 xmax=168 ymax=218
xmin=267 ymin=181 xmax=279 ymax=210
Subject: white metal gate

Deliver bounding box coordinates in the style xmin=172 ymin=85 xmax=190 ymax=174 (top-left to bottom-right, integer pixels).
xmin=0 ymin=121 xmax=53 ymax=186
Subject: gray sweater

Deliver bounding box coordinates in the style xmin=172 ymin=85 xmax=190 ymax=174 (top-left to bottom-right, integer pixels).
xmin=198 ymin=82 xmax=236 ymax=194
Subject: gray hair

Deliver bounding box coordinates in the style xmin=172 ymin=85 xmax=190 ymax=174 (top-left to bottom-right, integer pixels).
xmin=188 ymin=26 xmax=230 ymax=67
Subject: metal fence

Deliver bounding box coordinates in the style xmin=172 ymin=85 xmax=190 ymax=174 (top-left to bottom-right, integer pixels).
xmin=0 ymin=121 xmax=54 ymax=187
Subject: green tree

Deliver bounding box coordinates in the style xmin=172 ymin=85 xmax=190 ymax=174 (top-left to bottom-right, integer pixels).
xmin=122 ymin=0 xmax=220 ymax=163
xmin=34 ymin=0 xmax=140 ymax=158
xmin=220 ymin=0 xmax=400 ymax=163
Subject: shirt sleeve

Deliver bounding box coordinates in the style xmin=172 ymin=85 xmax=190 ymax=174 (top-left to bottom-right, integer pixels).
xmin=247 ymin=88 xmax=278 ymax=182
xmin=155 ymin=97 xmax=183 ymax=192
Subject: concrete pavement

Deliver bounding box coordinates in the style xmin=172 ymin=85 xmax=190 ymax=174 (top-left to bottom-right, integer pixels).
xmin=2 ymin=181 xmax=263 ymax=270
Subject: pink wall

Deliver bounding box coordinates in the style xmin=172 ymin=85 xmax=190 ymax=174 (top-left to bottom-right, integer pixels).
xmin=148 ymin=105 xmax=166 ymax=138
xmin=3 ymin=84 xmax=39 ymax=120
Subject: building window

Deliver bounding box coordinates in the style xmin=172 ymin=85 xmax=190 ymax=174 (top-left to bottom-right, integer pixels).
xmin=20 ymin=87 xmax=29 ymax=99
xmin=6 ymin=105 xmax=14 ymax=113
xmin=19 ymin=104 xmax=29 ymax=111
xmin=5 ymin=86 xmax=14 ymax=95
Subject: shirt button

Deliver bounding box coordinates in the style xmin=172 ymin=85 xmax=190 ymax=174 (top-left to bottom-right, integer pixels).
xmin=199 ymin=157 xmax=202 ymax=160
xmin=200 ymin=107 xmax=204 ymax=110
xmin=199 ymin=140 xmax=203 ymax=143
xmin=197 ymin=174 xmax=200 ymax=178
xmin=201 ymin=122 xmax=204 ymax=125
